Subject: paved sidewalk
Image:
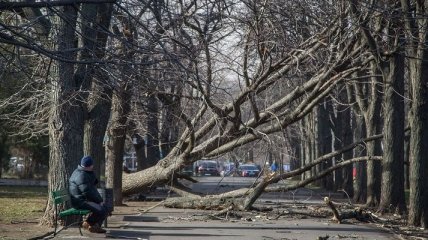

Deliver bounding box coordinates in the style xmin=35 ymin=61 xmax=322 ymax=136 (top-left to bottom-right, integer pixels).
xmin=0 ymin=178 xmax=398 ymax=239
xmin=50 ymin=205 xmax=396 ymax=240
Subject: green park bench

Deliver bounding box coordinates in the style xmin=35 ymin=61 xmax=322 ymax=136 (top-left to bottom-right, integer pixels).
xmin=51 ymin=189 xmax=91 ymax=236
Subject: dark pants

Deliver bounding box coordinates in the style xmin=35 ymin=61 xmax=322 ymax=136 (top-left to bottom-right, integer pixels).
xmin=80 ymin=201 xmax=108 ymax=226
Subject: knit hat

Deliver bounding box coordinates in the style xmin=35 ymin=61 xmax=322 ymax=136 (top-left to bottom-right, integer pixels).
xmin=80 ymin=156 xmax=93 ymax=167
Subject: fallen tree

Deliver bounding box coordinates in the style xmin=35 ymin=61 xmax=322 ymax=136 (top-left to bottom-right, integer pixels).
xmin=121 ymin=20 xmax=366 ymax=197
xmin=129 ymin=128 xmax=386 ymax=211
xmin=162 ymin=156 xmax=382 ymax=211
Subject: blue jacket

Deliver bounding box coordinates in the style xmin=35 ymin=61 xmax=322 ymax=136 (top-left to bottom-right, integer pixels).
xmin=271 ymin=163 xmax=278 ymax=172
xmin=69 ymin=165 xmax=103 ymax=208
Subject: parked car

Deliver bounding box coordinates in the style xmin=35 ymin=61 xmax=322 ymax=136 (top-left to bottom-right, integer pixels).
xmin=197 ymin=161 xmax=220 ymax=176
xmin=237 ymin=164 xmax=261 ymax=177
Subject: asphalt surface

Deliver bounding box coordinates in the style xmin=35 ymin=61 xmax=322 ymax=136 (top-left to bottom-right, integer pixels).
xmin=117 ymin=207 xmax=395 ymax=240
xmin=0 ymin=177 xmax=398 ymax=239
xmin=42 ymin=177 xmax=396 ymax=240
xmin=48 ymin=204 xmax=395 ymax=240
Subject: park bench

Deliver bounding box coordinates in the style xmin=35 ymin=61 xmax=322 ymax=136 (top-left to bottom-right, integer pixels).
xmin=51 ymin=189 xmax=91 ymax=236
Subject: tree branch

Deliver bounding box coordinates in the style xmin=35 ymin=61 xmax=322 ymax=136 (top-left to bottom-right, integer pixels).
xmin=0 ymin=0 xmax=117 ymax=10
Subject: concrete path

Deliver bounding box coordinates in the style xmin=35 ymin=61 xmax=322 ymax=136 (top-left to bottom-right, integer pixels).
xmin=51 ymin=205 xmax=396 ymax=240
xmin=0 ymin=177 xmax=398 ymax=239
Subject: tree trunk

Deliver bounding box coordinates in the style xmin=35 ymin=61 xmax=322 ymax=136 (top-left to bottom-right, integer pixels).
xmin=83 ymin=2 xmax=113 ymax=179
xmin=122 ymin=155 xmax=186 ymax=196
xmin=349 ymin=0 xmax=384 ymax=207
xmin=332 ymin=90 xmax=345 ymax=192
xmin=84 ymin=70 xmax=112 ymax=181
xmin=41 ymin=5 xmax=81 ymax=226
xmin=299 ymin=120 xmax=306 ymax=180
xmin=404 ymin=135 xmax=410 ymax=190
xmin=401 ymin=0 xmax=428 ymax=227
xmin=364 ymin=63 xmax=383 ymax=207
xmin=353 ymin=113 xmax=367 ymax=203
xmin=132 ymin=133 xmax=148 ymax=171
xmin=341 ymin=101 xmax=353 ymax=197
xmin=288 ymin=133 xmax=301 ymax=172
xmin=310 ymin=114 xmax=317 ymax=179
xmin=145 ymin=94 xmax=160 ymax=167
xmin=105 ymin=89 xmax=131 ymax=205
xmin=0 ymin=135 xmax=6 ymax=178
xmin=407 ymin=57 xmax=428 ymax=227
xmin=302 ymin=116 xmax=313 ymax=180
xmin=317 ymin=98 xmax=333 ymax=190
xmin=159 ymin=91 xmax=181 ymax=158
xmin=379 ymin=33 xmax=406 ymax=214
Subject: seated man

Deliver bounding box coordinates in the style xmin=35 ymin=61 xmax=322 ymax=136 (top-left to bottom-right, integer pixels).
xmin=69 ymin=156 xmax=108 ymax=233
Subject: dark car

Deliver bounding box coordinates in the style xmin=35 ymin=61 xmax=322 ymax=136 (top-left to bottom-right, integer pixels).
xmin=237 ymin=164 xmax=261 ymax=177
xmin=197 ymin=161 xmax=220 ymax=176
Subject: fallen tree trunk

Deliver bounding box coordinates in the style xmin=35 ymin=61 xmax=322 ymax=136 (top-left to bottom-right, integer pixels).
xmin=123 ymin=126 xmax=384 ymax=197
xmin=324 ymin=196 xmax=385 ymax=224
xmin=243 ymin=156 xmax=382 ymax=210
xmin=163 ymin=156 xmax=382 ymax=210
xmin=164 ymin=187 xmax=254 ymax=210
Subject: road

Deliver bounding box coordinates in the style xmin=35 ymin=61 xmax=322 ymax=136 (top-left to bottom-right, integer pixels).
xmin=179 ymin=176 xmax=343 ymax=204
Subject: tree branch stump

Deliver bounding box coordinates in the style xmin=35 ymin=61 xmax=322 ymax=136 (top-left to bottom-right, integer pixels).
xmin=324 ymin=197 xmax=341 ymax=223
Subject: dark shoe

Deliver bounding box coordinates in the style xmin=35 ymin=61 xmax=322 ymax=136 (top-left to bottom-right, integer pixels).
xmin=88 ymin=224 xmax=107 ymax=233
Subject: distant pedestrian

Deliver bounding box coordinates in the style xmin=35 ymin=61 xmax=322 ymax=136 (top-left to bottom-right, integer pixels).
xmin=270 ymin=162 xmax=278 ymax=172
xmin=69 ymin=156 xmax=108 ymax=233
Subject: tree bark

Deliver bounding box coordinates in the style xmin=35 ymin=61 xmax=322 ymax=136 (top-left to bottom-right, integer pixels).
xmin=379 ymin=26 xmax=406 ymax=214
xmin=132 ymin=133 xmax=148 ymax=171
xmin=364 ymin=63 xmax=383 ymax=207
xmin=349 ymin=0 xmax=384 ymax=208
xmin=122 ymin=155 xmax=186 ymax=196
xmin=401 ymin=0 xmax=428 ymax=227
xmin=83 ymin=2 xmax=113 ymax=179
xmin=404 ymin=135 xmax=410 ymax=190
xmin=145 ymin=94 xmax=160 ymax=167
xmin=332 ymin=89 xmax=347 ymax=192
xmin=105 ymin=89 xmax=131 ymax=205
xmin=41 ymin=5 xmax=81 ymax=226
xmin=158 ymin=86 xmax=182 ymax=159
xmin=288 ymin=133 xmax=301 ymax=173
xmin=341 ymin=87 xmax=353 ymax=197
xmin=407 ymin=56 xmax=428 ymax=227
xmin=84 ymin=69 xmax=112 ymax=180
xmin=317 ymin=98 xmax=333 ymax=190
xmin=302 ymin=116 xmax=314 ymax=180
xmin=353 ymin=113 xmax=367 ymax=203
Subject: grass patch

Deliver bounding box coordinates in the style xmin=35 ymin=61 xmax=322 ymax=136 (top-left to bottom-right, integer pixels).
xmin=0 ymin=186 xmax=47 ymax=223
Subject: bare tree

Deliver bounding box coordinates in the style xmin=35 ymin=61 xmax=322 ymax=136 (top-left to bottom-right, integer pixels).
xmin=42 ymin=4 xmax=84 ymax=225
xmin=401 ymin=0 xmax=428 ymax=228
xmin=3 ymin=0 xmax=428 ymax=229
xmin=121 ymin=0 xmax=365 ymax=197
xmin=83 ymin=2 xmax=114 ymax=179
xmin=378 ymin=1 xmax=406 ymax=214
